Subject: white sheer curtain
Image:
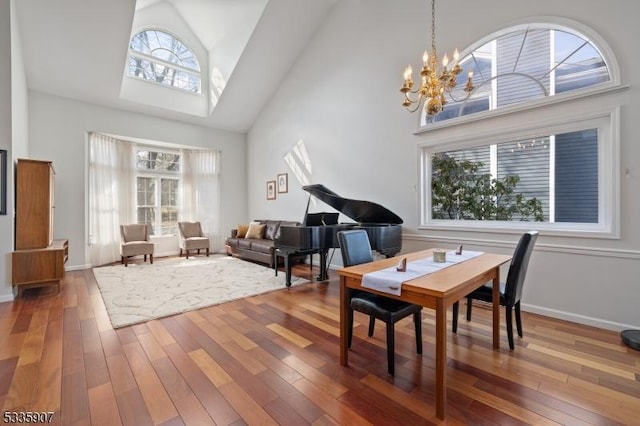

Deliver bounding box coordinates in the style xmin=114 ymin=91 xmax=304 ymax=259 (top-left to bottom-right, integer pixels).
xmin=88 ymin=133 xmax=135 ymax=266
xmin=181 ymin=149 xmax=223 ymax=252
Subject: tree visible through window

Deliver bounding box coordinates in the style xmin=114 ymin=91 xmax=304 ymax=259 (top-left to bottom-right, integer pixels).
xmin=420 ymin=21 xmax=618 ymax=237
xmin=430 ymin=129 xmax=598 ymax=224
xmin=128 ymin=29 xmax=201 ymax=93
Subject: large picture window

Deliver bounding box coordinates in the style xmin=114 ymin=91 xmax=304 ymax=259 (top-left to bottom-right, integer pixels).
xmin=420 ymin=110 xmax=619 ymax=237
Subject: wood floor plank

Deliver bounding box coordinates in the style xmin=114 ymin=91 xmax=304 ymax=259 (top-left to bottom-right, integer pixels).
xmin=122 ymin=341 xmax=178 ymax=425
xmin=0 ymin=263 xmax=638 ymax=424
xmin=32 ymin=318 xmax=63 ymax=412
xmin=218 ymin=381 xmax=279 ymax=426
xmin=87 ymin=382 xmax=123 ymax=426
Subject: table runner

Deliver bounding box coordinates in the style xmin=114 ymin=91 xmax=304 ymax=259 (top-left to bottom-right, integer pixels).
xmin=361 ymin=250 xmax=485 ymax=296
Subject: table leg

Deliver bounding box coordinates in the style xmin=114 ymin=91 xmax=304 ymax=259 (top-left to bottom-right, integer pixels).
xmin=492 ymin=267 xmax=501 ymax=348
xmin=340 ymin=276 xmax=349 ymax=366
xmin=435 ymin=298 xmax=446 ymax=420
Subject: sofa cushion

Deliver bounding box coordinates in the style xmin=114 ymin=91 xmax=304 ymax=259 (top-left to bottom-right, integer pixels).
xmin=226 ymin=237 xmax=240 ymax=248
xmin=245 ymin=222 xmax=266 ymax=239
xmin=238 ymin=239 xmax=253 ymax=250
xmin=250 ymin=240 xmax=274 ymax=254
xmin=236 ymin=224 xmax=249 ymax=238
xmin=264 ymin=220 xmax=281 ymax=240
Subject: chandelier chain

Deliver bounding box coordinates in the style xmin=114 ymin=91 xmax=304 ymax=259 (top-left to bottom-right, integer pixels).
xmin=431 ymin=0 xmax=436 ymax=57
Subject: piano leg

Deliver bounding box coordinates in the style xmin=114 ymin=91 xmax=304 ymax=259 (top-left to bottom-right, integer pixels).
xmin=284 ymin=253 xmax=293 ymax=287
xmin=317 ymin=249 xmax=330 ymax=281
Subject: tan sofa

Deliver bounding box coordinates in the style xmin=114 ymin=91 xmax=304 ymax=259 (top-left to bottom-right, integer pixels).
xmin=225 ymin=219 xmax=299 ymax=267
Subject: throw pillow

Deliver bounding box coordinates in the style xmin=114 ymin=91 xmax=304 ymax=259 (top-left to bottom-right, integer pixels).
xmin=237 ymin=224 xmax=249 ymax=238
xmin=245 ymin=222 xmax=266 ymax=239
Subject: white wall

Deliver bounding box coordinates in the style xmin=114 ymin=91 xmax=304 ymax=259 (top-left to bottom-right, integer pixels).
xmin=27 ymin=91 xmax=247 ymax=271
xmin=0 ymin=0 xmax=30 ymax=302
xmin=0 ymin=0 xmax=13 ymax=301
xmin=248 ymin=0 xmax=640 ymax=330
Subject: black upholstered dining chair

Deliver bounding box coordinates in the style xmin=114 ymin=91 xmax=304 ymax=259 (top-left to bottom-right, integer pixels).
xmin=452 ymin=231 xmax=538 ymax=350
xmin=338 ymin=229 xmax=422 ymax=375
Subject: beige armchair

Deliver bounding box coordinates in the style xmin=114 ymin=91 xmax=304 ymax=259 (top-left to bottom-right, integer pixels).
xmin=120 ymin=224 xmax=154 ymax=267
xmin=178 ymin=221 xmax=210 ymax=258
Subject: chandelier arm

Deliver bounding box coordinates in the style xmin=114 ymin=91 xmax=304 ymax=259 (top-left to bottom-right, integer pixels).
xmin=445 ymin=89 xmax=473 ymax=103
xmin=405 ymin=102 xmax=424 ymax=113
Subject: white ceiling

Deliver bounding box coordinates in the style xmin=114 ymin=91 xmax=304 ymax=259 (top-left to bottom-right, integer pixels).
xmin=14 ymin=0 xmax=338 ymax=133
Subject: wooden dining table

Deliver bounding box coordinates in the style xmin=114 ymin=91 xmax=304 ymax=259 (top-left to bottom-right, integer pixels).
xmin=337 ymin=248 xmax=512 ymax=420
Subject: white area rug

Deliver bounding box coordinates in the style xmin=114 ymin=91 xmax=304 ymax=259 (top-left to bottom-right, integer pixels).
xmin=93 ymin=255 xmax=309 ymax=328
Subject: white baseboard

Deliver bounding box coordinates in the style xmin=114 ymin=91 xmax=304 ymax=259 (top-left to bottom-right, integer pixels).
xmin=522 ymin=303 xmax=638 ymax=331
xmin=0 ymin=292 xmax=15 ymax=303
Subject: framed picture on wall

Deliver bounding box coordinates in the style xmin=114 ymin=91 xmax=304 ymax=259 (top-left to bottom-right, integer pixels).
xmin=0 ymin=150 xmax=6 ymax=215
xmin=277 ymin=173 xmax=288 ymax=193
xmin=267 ymin=180 xmax=276 ymax=200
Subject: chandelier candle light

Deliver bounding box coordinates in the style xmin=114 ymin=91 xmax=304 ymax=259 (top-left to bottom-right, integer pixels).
xmin=401 ymin=0 xmax=474 ymax=115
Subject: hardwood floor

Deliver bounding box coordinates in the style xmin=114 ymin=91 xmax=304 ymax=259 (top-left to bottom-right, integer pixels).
xmin=1 ymin=260 xmax=639 ymax=425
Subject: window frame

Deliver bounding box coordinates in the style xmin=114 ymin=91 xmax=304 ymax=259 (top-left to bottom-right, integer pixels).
xmin=135 ymin=146 xmax=182 ymax=237
xmin=127 ymin=28 xmax=202 ymax=95
xmin=415 ymin=18 xmax=623 ymax=133
xmin=418 ymin=106 xmax=620 ymax=239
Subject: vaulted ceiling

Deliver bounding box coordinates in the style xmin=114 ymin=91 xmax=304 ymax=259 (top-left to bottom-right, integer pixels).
xmin=14 ymin=0 xmax=338 ymax=133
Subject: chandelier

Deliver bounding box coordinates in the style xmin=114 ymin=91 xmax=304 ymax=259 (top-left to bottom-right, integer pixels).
xmin=400 ymin=0 xmax=474 ymax=115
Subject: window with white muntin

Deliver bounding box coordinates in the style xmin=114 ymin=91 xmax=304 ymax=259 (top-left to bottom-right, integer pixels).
xmin=420 ymin=22 xmax=617 ymax=128
xmin=419 ymin=20 xmax=621 ymax=238
xmin=136 ymin=148 xmax=181 ymax=236
xmin=128 ymin=29 xmax=201 ymax=93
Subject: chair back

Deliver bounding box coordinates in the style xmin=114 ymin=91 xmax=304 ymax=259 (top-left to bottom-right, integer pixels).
xmin=179 ymin=221 xmax=203 ymax=239
xmin=337 ymin=230 xmax=374 ymax=267
xmin=120 ymin=224 xmax=150 ymax=243
xmin=504 ymin=231 xmax=538 ymax=306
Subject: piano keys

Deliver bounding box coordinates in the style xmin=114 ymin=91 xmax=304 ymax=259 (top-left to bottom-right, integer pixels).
xmin=275 ymin=184 xmax=403 ymax=286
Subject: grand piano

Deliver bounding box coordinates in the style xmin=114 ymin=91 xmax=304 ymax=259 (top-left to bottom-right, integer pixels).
xmin=274 ymin=184 xmax=403 ymax=286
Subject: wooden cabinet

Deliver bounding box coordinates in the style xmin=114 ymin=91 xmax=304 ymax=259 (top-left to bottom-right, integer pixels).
xmin=12 ymin=158 xmax=68 ymax=297
xmin=15 ymin=159 xmax=55 ymax=249
xmin=12 ymin=240 xmax=68 ymax=297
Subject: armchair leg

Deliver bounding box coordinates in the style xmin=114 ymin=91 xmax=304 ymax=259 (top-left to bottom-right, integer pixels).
xmin=144 ymin=254 xmax=147 ymax=262
xmin=206 ymin=248 xmax=210 ymax=257
xmin=150 ymin=254 xmax=153 ymax=264
xmin=368 ymin=317 xmax=375 ymax=337
xmin=179 ymin=249 xmax=183 ymax=257
xmin=186 ymin=250 xmax=189 ymax=259
xmin=124 ymin=256 xmax=128 ymax=267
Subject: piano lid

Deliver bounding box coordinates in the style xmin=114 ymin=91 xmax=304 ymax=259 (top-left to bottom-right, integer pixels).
xmin=303 ymin=184 xmax=403 ymax=225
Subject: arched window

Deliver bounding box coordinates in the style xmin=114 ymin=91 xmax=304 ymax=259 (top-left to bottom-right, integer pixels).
xmin=423 ymin=23 xmax=615 ymax=127
xmin=128 ymin=29 xmax=201 ymax=93
xmin=419 ymin=21 xmax=622 ymax=238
